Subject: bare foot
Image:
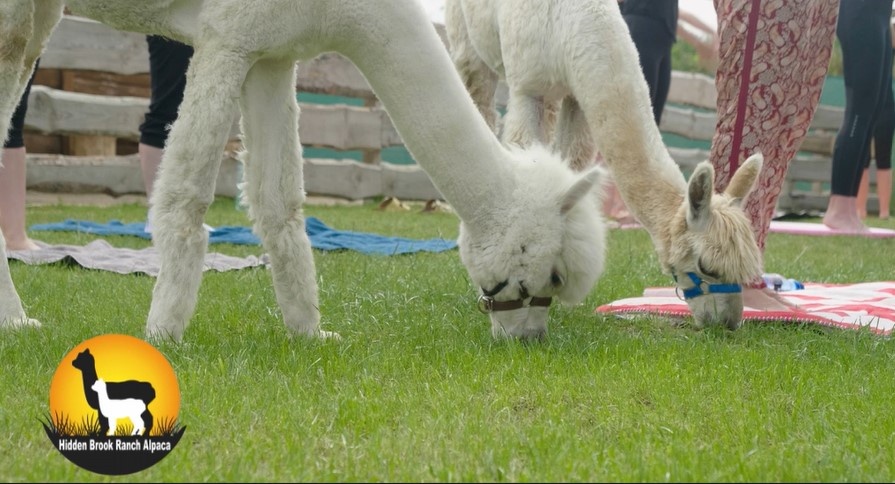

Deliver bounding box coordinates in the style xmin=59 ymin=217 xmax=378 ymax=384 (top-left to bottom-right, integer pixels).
xmin=4 ymin=237 xmax=40 ymax=251
xmin=743 ymin=286 xmax=801 ymax=311
xmin=822 ymin=195 xmax=869 ymax=233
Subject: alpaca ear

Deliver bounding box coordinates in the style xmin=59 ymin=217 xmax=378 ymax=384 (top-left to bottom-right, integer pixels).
xmin=724 ymin=152 xmax=763 ymax=207
xmin=560 ymin=165 xmax=604 ymax=214
xmin=686 ymin=161 xmax=714 ymax=230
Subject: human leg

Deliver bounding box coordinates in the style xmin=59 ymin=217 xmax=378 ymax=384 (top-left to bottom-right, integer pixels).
xmin=623 ymin=14 xmax=674 ymax=125
xmin=823 ymin=1 xmax=891 ymax=231
xmin=872 ymin=45 xmax=894 ymax=219
xmin=709 ymin=0 xmax=838 ymax=309
xmin=1 ymin=64 xmax=39 ymax=251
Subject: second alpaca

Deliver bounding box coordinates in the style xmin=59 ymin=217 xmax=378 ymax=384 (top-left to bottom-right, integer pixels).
xmin=91 ymin=379 xmax=148 ymax=436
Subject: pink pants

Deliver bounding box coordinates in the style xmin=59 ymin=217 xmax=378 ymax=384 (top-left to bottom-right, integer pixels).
xmin=710 ymin=0 xmax=839 ymax=254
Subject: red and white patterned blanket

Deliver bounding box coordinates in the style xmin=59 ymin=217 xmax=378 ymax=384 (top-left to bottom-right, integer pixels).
xmin=596 ymin=282 xmax=895 ymax=335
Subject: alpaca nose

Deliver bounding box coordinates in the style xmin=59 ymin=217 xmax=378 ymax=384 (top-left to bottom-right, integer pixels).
xmin=489 ymin=307 xmax=548 ymax=341
xmin=692 ymin=296 xmax=743 ymax=330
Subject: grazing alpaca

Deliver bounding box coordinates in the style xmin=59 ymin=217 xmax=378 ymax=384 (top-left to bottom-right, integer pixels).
xmin=0 ymin=0 xmax=608 ymax=340
xmin=72 ymin=348 xmax=155 ymax=436
xmin=91 ymin=379 xmax=147 ymax=436
xmin=445 ymin=0 xmax=763 ymax=329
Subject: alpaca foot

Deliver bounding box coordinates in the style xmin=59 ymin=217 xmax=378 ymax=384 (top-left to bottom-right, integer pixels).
xmin=318 ymin=330 xmax=341 ymax=340
xmin=0 ymin=314 xmax=41 ymax=328
xmin=145 ymin=320 xmax=185 ymax=343
xmin=288 ymin=326 xmax=342 ymax=340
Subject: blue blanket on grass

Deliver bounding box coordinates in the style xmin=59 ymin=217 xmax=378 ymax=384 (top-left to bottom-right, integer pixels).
xmin=29 ymin=217 xmax=457 ymax=256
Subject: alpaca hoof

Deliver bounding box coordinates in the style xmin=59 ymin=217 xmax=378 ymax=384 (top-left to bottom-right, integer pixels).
xmin=318 ymin=330 xmax=341 ymax=340
xmin=289 ymin=327 xmax=341 ymax=340
xmin=1 ymin=315 xmax=41 ymax=329
xmin=145 ymin=324 xmax=184 ymax=343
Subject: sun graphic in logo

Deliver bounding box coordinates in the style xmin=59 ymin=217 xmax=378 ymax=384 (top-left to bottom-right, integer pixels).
xmin=49 ymin=334 xmax=180 ymax=437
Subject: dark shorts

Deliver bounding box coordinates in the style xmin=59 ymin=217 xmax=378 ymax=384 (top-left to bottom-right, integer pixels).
xmin=4 ymin=60 xmax=39 ymax=149
xmin=138 ymin=35 xmax=194 ymax=148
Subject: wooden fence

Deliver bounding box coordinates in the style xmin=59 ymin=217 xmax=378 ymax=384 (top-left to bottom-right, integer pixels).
xmin=663 ymin=71 xmax=884 ymax=214
xmin=24 ymin=15 xmax=870 ymax=213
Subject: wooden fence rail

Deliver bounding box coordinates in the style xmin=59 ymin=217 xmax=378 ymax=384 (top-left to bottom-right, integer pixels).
xmin=664 ymin=71 xmax=884 ymax=214
xmin=24 ymin=15 xmax=872 ymax=213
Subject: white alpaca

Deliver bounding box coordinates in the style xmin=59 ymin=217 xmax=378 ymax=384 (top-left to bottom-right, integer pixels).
xmin=0 ymin=0 xmax=608 ymax=340
xmin=446 ymin=0 xmax=764 ymax=329
xmin=90 ymin=379 xmax=146 ymax=436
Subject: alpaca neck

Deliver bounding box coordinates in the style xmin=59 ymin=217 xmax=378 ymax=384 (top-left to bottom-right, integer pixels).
xmin=79 ymin=367 xmax=98 ymax=389
xmin=334 ymin=2 xmax=511 ymax=223
xmin=570 ymin=7 xmax=687 ymax=235
xmin=95 ymin=388 xmax=109 ymax=408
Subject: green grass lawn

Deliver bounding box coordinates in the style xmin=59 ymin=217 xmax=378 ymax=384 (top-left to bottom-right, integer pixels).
xmin=2 ymin=197 xmax=895 ymax=482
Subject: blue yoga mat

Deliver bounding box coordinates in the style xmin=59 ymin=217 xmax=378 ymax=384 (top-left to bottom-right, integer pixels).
xmin=29 ymin=217 xmax=457 ymax=256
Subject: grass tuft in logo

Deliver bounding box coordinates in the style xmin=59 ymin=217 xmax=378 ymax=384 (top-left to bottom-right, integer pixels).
xmin=42 ymin=334 xmax=186 ymax=475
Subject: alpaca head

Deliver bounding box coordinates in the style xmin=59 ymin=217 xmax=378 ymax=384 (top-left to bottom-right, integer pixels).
xmin=458 ymin=144 xmax=607 ymax=340
xmin=91 ymin=378 xmax=106 ymax=393
xmin=664 ymin=154 xmax=764 ymax=330
xmin=72 ymin=348 xmax=95 ymax=372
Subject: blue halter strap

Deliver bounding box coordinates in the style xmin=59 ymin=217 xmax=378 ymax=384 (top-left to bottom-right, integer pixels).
xmin=673 ymin=272 xmax=741 ymax=300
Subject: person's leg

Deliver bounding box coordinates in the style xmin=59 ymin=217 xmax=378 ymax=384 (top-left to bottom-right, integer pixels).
xmin=823 ymin=2 xmax=890 ymax=231
xmin=861 ymin=87 xmax=894 ymax=219
xmin=872 ymin=44 xmax=894 ymax=219
xmin=139 ymin=35 xmax=195 ymax=233
xmin=0 ymin=66 xmax=39 ymax=251
xmin=856 ymin=170 xmax=871 ymax=219
xmin=653 ymin=45 xmax=673 ymax=126
xmin=710 ymin=0 xmax=838 ymax=309
xmin=623 ymin=15 xmax=673 ymax=125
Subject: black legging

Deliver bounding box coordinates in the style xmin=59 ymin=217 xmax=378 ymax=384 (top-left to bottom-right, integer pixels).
xmin=866 ymin=47 xmax=894 ymax=171
xmin=831 ymin=0 xmax=893 ymax=195
xmin=623 ymin=14 xmax=675 ymax=125
xmin=139 ymin=35 xmax=194 ymax=149
xmin=4 ymin=60 xmax=38 ymax=149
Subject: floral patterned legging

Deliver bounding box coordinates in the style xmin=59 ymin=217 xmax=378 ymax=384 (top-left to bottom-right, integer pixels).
xmin=709 ymin=0 xmax=839 ymax=262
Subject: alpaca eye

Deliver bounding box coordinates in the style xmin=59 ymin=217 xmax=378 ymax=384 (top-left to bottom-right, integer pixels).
xmin=550 ymin=271 xmax=564 ymax=287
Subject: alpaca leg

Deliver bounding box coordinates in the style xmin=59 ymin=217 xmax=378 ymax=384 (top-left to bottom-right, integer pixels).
xmin=502 ymin=93 xmax=548 ymax=148
xmin=552 ymin=97 xmax=597 ymax=172
xmin=444 ymin=0 xmax=500 ymax=133
xmin=97 ymin=413 xmax=110 ymax=436
xmin=145 ymin=47 xmax=250 ymax=341
xmin=0 ymin=0 xmax=62 ymax=329
xmin=142 ymin=409 xmax=154 ymax=436
xmin=0 ymin=236 xmax=34 ymax=327
xmin=0 ymin=0 xmax=63 ymax=132
xmin=131 ymin=415 xmax=145 ymax=436
xmin=107 ymin=418 xmax=116 ymax=436
xmin=239 ymin=59 xmax=336 ymax=339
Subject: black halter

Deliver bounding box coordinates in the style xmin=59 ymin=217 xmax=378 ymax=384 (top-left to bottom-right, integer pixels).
xmin=476 ymin=279 xmax=552 ymax=313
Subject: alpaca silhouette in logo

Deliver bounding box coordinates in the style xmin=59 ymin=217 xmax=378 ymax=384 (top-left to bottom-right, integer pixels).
xmin=71 ymin=348 xmax=156 ymax=436
xmin=91 ymin=379 xmax=147 ymax=436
